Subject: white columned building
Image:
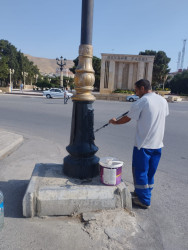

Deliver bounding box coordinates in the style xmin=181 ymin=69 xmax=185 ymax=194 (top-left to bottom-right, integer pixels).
xmin=100 ymin=53 xmax=155 ymax=94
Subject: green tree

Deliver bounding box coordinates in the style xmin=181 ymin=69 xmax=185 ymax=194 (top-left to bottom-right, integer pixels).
xmin=35 ymin=77 xmax=51 ymax=91
xmin=69 ymin=57 xmax=78 ymax=75
xmin=69 ymin=77 xmax=75 ymax=90
xmin=169 ymin=70 xmax=188 ymax=94
xmin=139 ymin=50 xmax=171 ymax=87
xmin=70 ymin=56 xmax=101 ymax=90
xmin=63 ymin=76 xmax=75 ymax=89
xmin=92 ymin=56 xmax=101 ymax=90
xmin=0 ymin=39 xmax=40 ymax=86
xmin=50 ymin=76 xmax=60 ymax=88
xmin=0 ymin=56 xmax=9 ymax=82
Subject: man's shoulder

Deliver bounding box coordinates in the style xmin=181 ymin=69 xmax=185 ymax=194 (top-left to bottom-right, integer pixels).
xmin=144 ymin=93 xmax=169 ymax=111
xmin=153 ymin=93 xmax=168 ymax=103
xmin=129 ymin=96 xmax=147 ymax=112
xmin=144 ymin=92 xmax=166 ymax=102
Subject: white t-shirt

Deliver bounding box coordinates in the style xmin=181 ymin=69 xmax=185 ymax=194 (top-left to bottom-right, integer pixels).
xmin=127 ymin=92 xmax=169 ymax=150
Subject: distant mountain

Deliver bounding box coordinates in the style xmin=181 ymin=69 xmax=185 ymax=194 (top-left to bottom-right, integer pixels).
xmin=25 ymin=54 xmax=74 ymax=75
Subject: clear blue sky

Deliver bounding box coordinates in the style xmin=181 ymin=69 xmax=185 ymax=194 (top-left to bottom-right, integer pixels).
xmin=1 ymin=0 xmax=188 ymax=72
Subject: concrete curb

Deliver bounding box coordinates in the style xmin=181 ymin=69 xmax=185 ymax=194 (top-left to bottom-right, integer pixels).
xmin=23 ymin=163 xmax=132 ymax=217
xmin=5 ymin=92 xmax=43 ymax=97
xmin=0 ymin=130 xmax=24 ymax=160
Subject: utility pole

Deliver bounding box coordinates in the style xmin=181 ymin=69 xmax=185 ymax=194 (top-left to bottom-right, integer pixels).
xmin=180 ymin=39 xmax=187 ymax=70
xmin=177 ymin=51 xmax=181 ymax=71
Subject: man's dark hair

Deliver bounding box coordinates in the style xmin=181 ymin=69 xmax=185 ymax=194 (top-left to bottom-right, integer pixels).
xmin=135 ymin=79 xmax=151 ymax=91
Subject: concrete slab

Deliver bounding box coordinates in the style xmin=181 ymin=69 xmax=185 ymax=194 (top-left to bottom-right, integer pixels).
xmin=0 ymin=130 xmax=23 ymax=160
xmin=23 ymin=163 xmax=132 ymax=217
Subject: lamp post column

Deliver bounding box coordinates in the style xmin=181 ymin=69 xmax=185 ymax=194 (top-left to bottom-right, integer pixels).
xmin=9 ymin=69 xmax=14 ymax=92
xmin=63 ymin=0 xmax=99 ymax=179
xmin=60 ymin=71 xmax=63 ymax=88
xmin=22 ymin=72 xmax=28 ymax=89
xmin=56 ymin=56 xmax=66 ymax=88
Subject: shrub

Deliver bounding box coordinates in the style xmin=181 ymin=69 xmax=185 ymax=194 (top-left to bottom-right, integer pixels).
xmin=155 ymin=87 xmax=170 ymax=91
xmin=35 ymin=80 xmax=51 ymax=91
xmin=113 ymin=89 xmax=134 ymax=94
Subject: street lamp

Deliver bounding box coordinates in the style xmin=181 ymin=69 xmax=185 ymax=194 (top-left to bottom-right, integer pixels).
xmin=22 ymin=72 xmax=28 ymax=89
xmin=63 ymin=0 xmax=99 ymax=179
xmin=9 ymin=69 xmax=14 ymax=92
xmin=56 ymin=56 xmax=66 ymax=88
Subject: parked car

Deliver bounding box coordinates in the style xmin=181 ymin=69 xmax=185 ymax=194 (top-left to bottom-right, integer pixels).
xmin=43 ymin=88 xmax=73 ymax=99
xmin=126 ymin=94 xmax=139 ymax=102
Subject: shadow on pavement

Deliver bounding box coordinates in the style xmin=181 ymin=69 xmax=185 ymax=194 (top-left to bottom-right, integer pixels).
xmin=0 ymin=180 xmax=29 ymax=218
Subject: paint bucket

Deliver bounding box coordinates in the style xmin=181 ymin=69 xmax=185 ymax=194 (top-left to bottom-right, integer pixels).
xmin=100 ymin=157 xmax=123 ymax=186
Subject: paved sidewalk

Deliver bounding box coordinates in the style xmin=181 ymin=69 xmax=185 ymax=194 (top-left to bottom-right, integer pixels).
xmin=0 ymin=129 xmax=23 ymax=160
xmin=0 ymin=130 xmax=144 ymax=250
xmin=0 ymin=129 xmax=165 ymax=249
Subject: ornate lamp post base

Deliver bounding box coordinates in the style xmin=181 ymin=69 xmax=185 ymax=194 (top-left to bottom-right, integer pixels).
xmin=63 ymin=100 xmax=99 ymax=179
xmin=64 ymin=155 xmax=99 ymax=179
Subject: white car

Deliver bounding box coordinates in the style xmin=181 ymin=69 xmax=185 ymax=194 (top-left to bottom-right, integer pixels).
xmin=43 ymin=88 xmax=73 ymax=99
xmin=126 ymin=94 xmax=139 ymax=102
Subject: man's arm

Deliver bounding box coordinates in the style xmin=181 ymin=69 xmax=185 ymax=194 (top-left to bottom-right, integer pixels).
xmin=109 ymin=116 xmax=131 ymax=125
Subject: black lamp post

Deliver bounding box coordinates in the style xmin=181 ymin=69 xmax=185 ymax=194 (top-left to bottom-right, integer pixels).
xmin=56 ymin=56 xmax=66 ymax=88
xmin=63 ymin=0 xmax=99 ymax=179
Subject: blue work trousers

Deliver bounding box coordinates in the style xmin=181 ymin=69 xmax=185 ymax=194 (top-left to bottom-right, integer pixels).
xmin=132 ymin=147 xmax=162 ymax=206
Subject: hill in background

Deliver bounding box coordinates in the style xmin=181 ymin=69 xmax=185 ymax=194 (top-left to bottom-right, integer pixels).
xmin=25 ymin=54 xmax=74 ymax=75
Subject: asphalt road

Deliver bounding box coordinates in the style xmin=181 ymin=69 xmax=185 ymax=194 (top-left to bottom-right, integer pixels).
xmin=0 ymin=94 xmax=188 ymax=250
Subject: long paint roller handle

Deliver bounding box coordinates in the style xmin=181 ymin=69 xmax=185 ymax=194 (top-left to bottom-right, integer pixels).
xmin=94 ymin=111 xmax=129 ymax=133
xmin=115 ymin=111 xmax=129 ymax=120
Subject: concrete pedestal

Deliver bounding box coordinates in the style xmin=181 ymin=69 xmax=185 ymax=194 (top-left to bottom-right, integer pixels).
xmin=23 ymin=163 xmax=132 ymax=217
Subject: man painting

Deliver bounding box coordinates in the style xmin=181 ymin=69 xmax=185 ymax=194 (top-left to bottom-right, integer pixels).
xmin=109 ymin=79 xmax=169 ymax=208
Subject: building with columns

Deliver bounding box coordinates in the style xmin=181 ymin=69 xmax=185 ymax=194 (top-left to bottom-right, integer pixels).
xmin=100 ymin=53 xmax=155 ymax=94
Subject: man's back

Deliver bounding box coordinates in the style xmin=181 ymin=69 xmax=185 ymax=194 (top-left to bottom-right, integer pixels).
xmin=128 ymin=92 xmax=169 ymax=149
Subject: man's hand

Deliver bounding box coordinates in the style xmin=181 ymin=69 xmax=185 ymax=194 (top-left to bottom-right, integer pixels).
xmin=109 ymin=118 xmax=117 ymax=125
xmin=109 ymin=116 xmax=131 ymax=125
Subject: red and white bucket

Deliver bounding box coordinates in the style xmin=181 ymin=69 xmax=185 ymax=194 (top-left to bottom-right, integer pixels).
xmin=100 ymin=157 xmax=123 ymax=186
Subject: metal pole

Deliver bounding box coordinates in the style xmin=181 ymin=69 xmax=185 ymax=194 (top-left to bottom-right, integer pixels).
xmin=81 ymin=0 xmax=93 ymax=45
xmin=9 ymin=69 xmax=12 ymax=92
xmin=9 ymin=69 xmax=14 ymax=92
xmin=56 ymin=57 xmax=66 ymax=88
xmin=63 ymin=0 xmax=99 ymax=179
xmin=60 ymin=71 xmax=63 ymax=88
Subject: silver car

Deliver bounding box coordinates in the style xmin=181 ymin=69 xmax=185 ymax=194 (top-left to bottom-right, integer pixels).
xmin=43 ymin=88 xmax=73 ymax=99
xmin=126 ymin=94 xmax=139 ymax=102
